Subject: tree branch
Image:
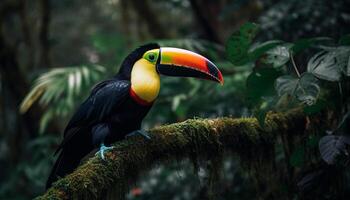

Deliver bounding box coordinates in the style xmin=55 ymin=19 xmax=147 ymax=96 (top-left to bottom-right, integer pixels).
xmin=36 ymin=109 xmax=306 ymax=200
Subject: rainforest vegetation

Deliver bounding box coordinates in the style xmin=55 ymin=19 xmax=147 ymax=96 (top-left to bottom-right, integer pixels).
xmin=1 ymin=0 xmax=350 ymax=200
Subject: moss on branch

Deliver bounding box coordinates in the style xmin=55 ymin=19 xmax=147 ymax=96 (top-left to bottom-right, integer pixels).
xmin=36 ymin=109 xmax=306 ymax=200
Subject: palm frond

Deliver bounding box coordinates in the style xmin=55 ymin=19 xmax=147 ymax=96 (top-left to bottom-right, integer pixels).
xmin=20 ymin=65 xmax=106 ymax=133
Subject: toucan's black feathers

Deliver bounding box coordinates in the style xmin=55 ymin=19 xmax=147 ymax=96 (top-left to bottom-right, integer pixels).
xmin=47 ymin=44 xmax=161 ymax=189
xmin=47 ymin=80 xmax=133 ymax=189
xmin=55 ymin=80 xmax=130 ymax=153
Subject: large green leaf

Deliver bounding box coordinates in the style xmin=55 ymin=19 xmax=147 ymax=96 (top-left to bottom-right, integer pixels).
xmin=226 ymin=23 xmax=288 ymax=66
xmin=275 ymin=75 xmax=298 ymax=96
xmin=226 ymin=36 xmax=251 ymax=65
xmin=307 ymin=47 xmax=350 ymax=81
xmin=226 ymin=22 xmax=259 ymax=66
xmin=239 ymin=22 xmax=259 ymax=41
xmin=249 ymin=40 xmax=284 ymax=63
xmin=275 ymin=73 xmax=320 ymax=105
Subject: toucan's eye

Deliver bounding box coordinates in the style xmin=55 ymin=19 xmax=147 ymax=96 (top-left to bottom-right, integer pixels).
xmin=148 ymin=54 xmax=155 ymax=62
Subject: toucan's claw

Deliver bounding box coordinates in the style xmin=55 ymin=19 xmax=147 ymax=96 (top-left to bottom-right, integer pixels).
xmin=126 ymin=130 xmax=151 ymax=140
xmin=96 ymin=143 xmax=114 ymax=160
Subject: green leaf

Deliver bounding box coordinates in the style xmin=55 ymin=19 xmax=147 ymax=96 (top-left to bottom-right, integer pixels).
xmin=246 ymin=68 xmax=281 ymax=104
xmin=239 ymin=22 xmax=259 ymax=41
xmin=275 ymin=75 xmax=298 ymax=96
xmin=226 ymin=22 xmax=259 ymax=66
xmin=249 ymin=40 xmax=284 ymax=62
xmin=226 ymin=23 xmax=288 ymax=66
xmin=290 ymin=147 xmax=305 ymax=167
xmin=339 ymin=34 xmax=350 ymax=46
xmin=307 ymin=47 xmax=350 ymax=81
xmin=275 ymin=73 xmax=320 ymax=105
xmin=264 ymin=44 xmax=292 ymax=67
xmin=295 ymin=73 xmax=320 ymax=105
xmin=226 ymin=36 xmax=251 ymax=65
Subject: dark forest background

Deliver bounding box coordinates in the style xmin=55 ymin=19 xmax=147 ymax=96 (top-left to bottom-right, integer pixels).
xmin=1 ymin=0 xmax=350 ymax=199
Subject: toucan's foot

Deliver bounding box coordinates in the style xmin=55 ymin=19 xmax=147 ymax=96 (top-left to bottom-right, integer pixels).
xmin=95 ymin=143 xmax=114 ymax=160
xmin=126 ymin=130 xmax=151 ymax=140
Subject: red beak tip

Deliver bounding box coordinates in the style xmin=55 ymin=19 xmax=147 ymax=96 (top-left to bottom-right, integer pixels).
xmin=218 ymin=73 xmax=224 ymax=85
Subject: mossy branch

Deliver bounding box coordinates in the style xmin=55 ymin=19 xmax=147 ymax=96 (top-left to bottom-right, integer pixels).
xmin=36 ymin=109 xmax=306 ymax=200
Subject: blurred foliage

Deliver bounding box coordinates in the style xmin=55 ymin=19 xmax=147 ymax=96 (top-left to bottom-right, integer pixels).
xmin=127 ymin=157 xmax=255 ymax=200
xmin=226 ymin=22 xmax=350 ymax=199
xmin=20 ymin=65 xmax=106 ymax=133
xmin=1 ymin=0 xmax=350 ymax=199
xmin=258 ymin=0 xmax=350 ymax=41
xmin=0 ymin=135 xmax=58 ymax=199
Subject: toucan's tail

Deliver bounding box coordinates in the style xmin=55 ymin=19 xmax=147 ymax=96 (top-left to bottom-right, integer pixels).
xmin=46 ymin=150 xmax=82 ymax=190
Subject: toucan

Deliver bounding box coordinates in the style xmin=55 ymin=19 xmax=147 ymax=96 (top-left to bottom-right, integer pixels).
xmin=46 ymin=43 xmax=223 ymax=189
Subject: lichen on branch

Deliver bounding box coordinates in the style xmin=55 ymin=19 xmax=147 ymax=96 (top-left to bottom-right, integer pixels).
xmin=36 ymin=109 xmax=305 ymax=200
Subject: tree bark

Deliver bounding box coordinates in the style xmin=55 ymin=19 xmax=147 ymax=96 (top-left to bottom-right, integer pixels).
xmin=37 ymin=109 xmax=306 ymax=200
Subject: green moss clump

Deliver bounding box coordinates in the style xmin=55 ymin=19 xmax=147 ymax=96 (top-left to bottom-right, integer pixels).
xmin=37 ymin=109 xmax=306 ymax=200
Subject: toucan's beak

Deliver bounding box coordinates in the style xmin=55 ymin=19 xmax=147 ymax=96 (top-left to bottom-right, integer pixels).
xmin=156 ymin=47 xmax=224 ymax=84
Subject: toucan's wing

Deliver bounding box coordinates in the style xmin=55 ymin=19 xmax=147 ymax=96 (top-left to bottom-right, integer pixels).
xmin=55 ymin=79 xmax=130 ymax=154
xmin=65 ymin=79 xmax=130 ymax=131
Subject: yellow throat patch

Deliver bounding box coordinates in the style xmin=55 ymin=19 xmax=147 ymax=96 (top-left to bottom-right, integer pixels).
xmin=130 ymin=59 xmax=160 ymax=104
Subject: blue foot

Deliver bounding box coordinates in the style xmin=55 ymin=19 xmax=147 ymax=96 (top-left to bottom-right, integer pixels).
xmin=125 ymin=130 xmax=151 ymax=140
xmin=95 ymin=143 xmax=114 ymax=160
